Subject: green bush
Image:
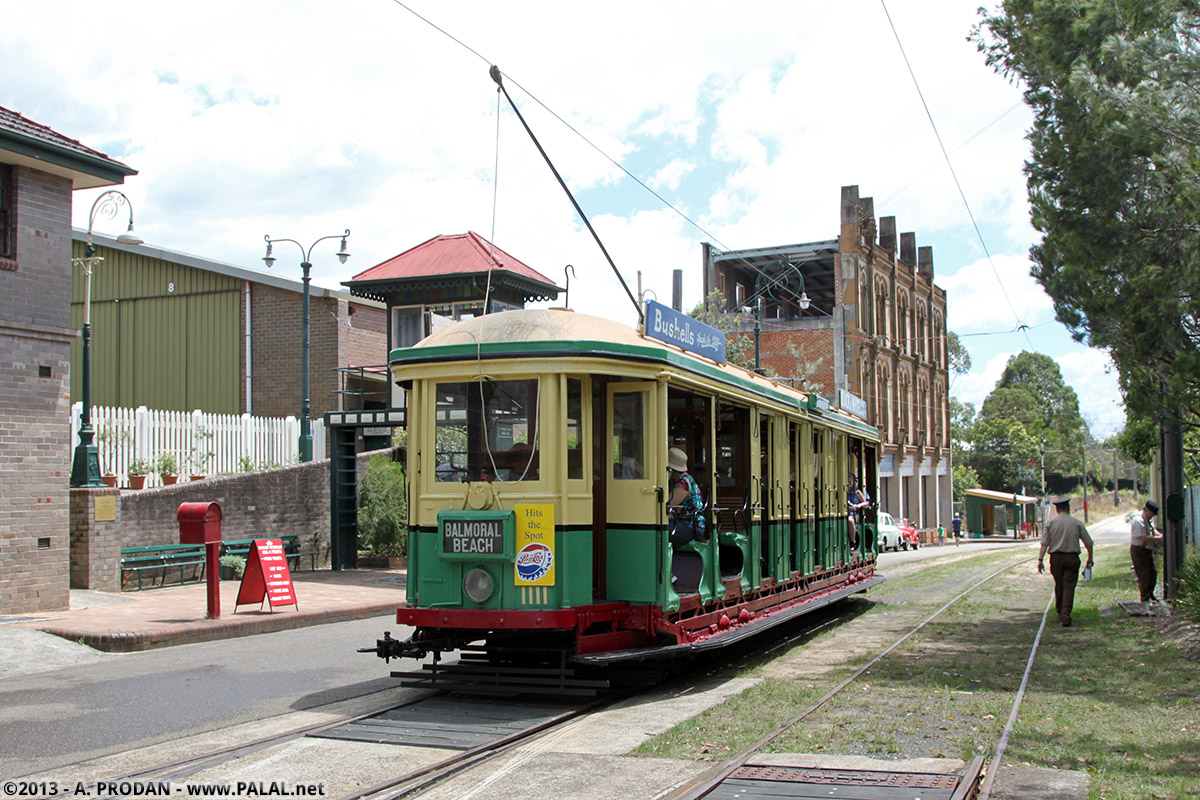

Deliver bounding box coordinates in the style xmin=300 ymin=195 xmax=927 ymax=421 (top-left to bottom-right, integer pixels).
xmin=219 ymin=554 xmax=246 ymax=578
xmin=1175 ymin=550 xmax=1200 ymax=624
xmin=359 ymin=454 xmax=408 ymax=557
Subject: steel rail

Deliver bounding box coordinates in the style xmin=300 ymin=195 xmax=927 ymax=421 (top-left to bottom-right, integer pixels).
xmin=656 ymin=555 xmax=1038 ymax=800
xmin=31 ymin=690 xmax=440 ymax=800
xmin=977 ymin=591 xmax=1055 ymax=799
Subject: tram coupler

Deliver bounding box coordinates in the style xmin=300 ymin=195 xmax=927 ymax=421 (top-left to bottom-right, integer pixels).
xmin=359 ymin=630 xmax=428 ymax=663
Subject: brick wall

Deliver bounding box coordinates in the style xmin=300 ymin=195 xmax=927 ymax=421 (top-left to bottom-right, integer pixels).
xmin=0 ymin=167 xmax=74 ymax=613
xmin=69 ymin=449 xmax=391 ymax=590
xmin=69 ymin=487 xmax=121 ymax=591
xmin=250 ymin=287 xmax=385 ymax=422
xmin=759 ymin=326 xmax=838 ymax=394
xmin=0 ymin=169 xmax=72 ymax=329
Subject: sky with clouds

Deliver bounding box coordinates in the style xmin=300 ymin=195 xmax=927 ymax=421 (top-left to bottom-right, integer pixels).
xmin=0 ymin=0 xmax=1125 ymax=438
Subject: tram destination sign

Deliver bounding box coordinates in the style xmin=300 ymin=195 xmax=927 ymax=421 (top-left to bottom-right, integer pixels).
xmin=444 ymin=518 xmax=504 ymax=554
xmin=644 ymin=299 xmax=726 ymax=364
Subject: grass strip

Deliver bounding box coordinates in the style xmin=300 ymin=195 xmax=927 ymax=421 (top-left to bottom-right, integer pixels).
xmin=634 ymin=543 xmax=1200 ymax=799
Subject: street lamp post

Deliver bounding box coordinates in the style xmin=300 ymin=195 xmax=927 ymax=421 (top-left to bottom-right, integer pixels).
xmin=750 ymin=260 xmax=810 ymax=373
xmin=70 ymin=191 xmax=143 ymax=487
xmin=261 ymin=230 xmax=350 ymax=462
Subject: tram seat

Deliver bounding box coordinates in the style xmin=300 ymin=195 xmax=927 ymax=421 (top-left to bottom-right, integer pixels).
xmin=670 ymin=548 xmax=705 ymax=598
xmin=718 ymin=531 xmax=752 ymax=595
xmin=671 ymin=496 xmax=716 ymax=602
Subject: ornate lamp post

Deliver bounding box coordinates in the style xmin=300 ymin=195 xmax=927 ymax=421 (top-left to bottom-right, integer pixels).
xmin=751 ymin=260 xmax=810 ymax=373
xmin=261 ymin=229 xmax=350 ymax=462
xmin=71 ymin=191 xmax=144 ymax=487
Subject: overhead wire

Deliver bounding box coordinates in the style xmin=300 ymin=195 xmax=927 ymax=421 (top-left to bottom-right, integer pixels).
xmin=389 ymin=0 xmax=1032 ymax=365
xmin=386 ymin=0 xmax=821 ymax=316
xmin=878 ymin=0 xmax=1035 ymax=352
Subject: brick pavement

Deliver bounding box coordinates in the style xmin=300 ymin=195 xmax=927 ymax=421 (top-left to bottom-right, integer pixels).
xmin=6 ymin=568 xmax=406 ymax=653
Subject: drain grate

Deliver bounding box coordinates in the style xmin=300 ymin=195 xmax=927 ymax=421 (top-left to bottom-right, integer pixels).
xmin=309 ymin=697 xmax=571 ymax=749
xmin=705 ymin=763 xmax=972 ymax=799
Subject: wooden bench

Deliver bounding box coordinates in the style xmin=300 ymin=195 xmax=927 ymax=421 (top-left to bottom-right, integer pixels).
xmin=120 ymin=544 xmax=207 ymax=591
xmin=220 ymin=536 xmax=318 ymax=571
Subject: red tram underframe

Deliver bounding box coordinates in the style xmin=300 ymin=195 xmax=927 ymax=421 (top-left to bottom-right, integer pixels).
xmin=400 ymin=560 xmax=877 ymax=656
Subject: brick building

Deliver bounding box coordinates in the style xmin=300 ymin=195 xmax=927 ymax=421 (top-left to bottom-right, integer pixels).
xmin=702 ymin=185 xmax=951 ymax=528
xmin=69 ymin=230 xmax=387 ymax=423
xmin=1 ymin=105 xmax=136 ymax=613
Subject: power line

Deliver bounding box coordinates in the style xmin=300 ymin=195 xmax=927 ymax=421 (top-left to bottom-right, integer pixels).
xmin=878 ymin=0 xmax=1035 ymax=352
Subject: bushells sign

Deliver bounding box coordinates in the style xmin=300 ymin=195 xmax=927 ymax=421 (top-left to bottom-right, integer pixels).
xmin=643 ymin=299 xmax=726 ymax=364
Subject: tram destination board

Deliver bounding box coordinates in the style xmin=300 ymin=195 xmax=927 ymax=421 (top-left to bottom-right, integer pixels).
xmin=438 ymin=510 xmax=514 ymax=559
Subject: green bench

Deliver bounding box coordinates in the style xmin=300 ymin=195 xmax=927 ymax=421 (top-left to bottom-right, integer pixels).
xmin=220 ymin=535 xmax=318 ymax=572
xmin=120 ymin=544 xmax=207 ymax=591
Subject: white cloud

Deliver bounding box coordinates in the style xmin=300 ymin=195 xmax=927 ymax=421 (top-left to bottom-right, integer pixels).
xmin=1058 ymin=349 xmax=1125 ymax=440
xmin=940 ymin=253 xmax=1055 ymax=334
xmin=2 ymin=0 xmax=1130 ymax=432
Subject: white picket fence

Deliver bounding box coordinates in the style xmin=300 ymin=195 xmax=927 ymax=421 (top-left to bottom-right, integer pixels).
xmin=69 ymin=404 xmax=327 ymax=488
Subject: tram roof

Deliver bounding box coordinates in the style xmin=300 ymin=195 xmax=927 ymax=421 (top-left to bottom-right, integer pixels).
xmin=391 ymin=309 xmax=877 ymax=438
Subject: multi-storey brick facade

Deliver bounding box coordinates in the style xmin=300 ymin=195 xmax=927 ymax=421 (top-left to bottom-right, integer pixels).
xmin=838 ymin=186 xmax=951 ymax=529
xmin=1 ymin=105 xmax=136 ymax=613
xmin=703 ymin=185 xmax=951 ymax=528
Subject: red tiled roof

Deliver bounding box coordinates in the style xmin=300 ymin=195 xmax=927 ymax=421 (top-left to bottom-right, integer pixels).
xmin=0 ymin=104 xmax=131 ymax=167
xmin=349 ymin=232 xmax=557 ymax=287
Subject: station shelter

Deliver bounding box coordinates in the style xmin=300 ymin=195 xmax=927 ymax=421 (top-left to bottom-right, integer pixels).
xmin=963 ymin=489 xmax=1040 ymax=539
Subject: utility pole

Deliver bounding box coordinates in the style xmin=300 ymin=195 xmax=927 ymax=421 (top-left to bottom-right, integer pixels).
xmin=1161 ymin=415 xmax=1185 ymax=600
xmin=1113 ymin=448 xmax=1119 ymax=506
xmin=1082 ymin=445 xmax=1089 ymax=523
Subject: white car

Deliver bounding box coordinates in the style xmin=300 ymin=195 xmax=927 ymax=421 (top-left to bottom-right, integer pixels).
xmin=876 ymin=512 xmax=904 ymax=552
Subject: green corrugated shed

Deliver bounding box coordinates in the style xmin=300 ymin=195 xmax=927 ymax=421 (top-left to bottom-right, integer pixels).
xmin=963 ymin=488 xmax=1040 ymax=538
xmin=70 ymin=238 xmax=242 ymax=413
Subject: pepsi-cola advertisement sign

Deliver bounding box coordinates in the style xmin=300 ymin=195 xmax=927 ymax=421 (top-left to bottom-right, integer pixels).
xmin=514 ymin=503 xmax=555 ymax=586
xmin=515 ymin=542 xmax=554 ymax=582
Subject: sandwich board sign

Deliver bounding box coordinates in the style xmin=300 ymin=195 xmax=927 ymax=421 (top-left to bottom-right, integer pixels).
xmin=235 ymin=539 xmax=298 ymax=612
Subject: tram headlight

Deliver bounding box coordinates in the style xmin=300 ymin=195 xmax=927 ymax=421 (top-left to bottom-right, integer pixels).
xmin=463 ymin=568 xmax=494 ymax=603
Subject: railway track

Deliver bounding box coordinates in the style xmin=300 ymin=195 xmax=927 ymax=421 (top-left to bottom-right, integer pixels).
xmin=655 ymin=551 xmax=1047 ymax=800
xmin=30 ymin=548 xmax=1054 ymax=800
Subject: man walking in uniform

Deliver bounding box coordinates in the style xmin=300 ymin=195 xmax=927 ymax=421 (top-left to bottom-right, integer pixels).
xmin=1038 ymin=496 xmax=1094 ymax=627
xmin=1130 ymin=500 xmax=1162 ymax=603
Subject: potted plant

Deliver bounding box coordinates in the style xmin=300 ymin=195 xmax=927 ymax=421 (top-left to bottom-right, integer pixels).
xmin=189 ymin=426 xmax=213 ymax=480
xmin=127 ymin=458 xmax=151 ymax=490
xmin=219 ymin=554 xmax=246 ymax=581
xmin=156 ymin=452 xmax=179 ymax=485
xmin=96 ymin=428 xmax=118 ymax=487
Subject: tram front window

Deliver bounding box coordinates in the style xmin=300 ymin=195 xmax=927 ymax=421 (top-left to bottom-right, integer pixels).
xmin=434 ymin=379 xmax=540 ymax=482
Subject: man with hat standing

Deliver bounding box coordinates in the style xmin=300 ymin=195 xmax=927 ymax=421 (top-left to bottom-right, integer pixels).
xmin=1130 ymin=500 xmax=1163 ymax=603
xmin=1038 ymin=496 xmax=1095 ymax=627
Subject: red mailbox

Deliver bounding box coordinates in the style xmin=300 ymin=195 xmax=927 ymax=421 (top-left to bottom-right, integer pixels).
xmin=178 ymin=501 xmax=223 ymax=544
xmin=178 ymin=501 xmax=223 ymax=618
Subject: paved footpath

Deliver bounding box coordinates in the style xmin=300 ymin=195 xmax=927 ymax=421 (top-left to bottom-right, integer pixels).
xmin=0 ymin=568 xmax=406 ymax=653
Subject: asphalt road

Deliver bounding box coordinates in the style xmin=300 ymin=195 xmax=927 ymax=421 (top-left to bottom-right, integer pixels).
xmin=0 ymin=614 xmax=406 ymax=778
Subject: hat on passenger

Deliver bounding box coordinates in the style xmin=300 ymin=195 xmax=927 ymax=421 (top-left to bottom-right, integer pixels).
xmin=1052 ymin=495 xmax=1073 ymax=508
xmin=1145 ymin=500 xmax=1160 ymax=515
xmin=667 ymin=447 xmax=688 ymax=472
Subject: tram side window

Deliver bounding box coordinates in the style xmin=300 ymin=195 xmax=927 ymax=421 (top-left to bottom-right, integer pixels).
xmin=612 ymin=392 xmax=645 ymax=479
xmin=434 ymin=379 xmax=540 ymax=482
xmin=566 ymin=378 xmax=583 ymax=480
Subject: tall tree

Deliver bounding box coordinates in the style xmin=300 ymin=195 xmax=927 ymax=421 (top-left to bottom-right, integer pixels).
xmin=947 ymin=331 xmax=972 ymax=378
xmin=973 ymin=1 xmax=1200 ymax=428
xmin=970 ymin=416 xmax=1042 ymax=493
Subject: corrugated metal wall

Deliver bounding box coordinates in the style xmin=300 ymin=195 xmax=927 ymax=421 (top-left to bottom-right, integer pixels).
xmin=70 ymin=241 xmax=242 ymax=414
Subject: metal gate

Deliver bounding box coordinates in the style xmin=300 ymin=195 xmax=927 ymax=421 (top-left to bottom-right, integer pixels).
xmin=324 ymin=407 xmax=406 ymax=570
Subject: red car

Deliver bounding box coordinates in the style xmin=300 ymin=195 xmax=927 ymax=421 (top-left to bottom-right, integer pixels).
xmin=898 ymin=518 xmax=920 ymax=550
